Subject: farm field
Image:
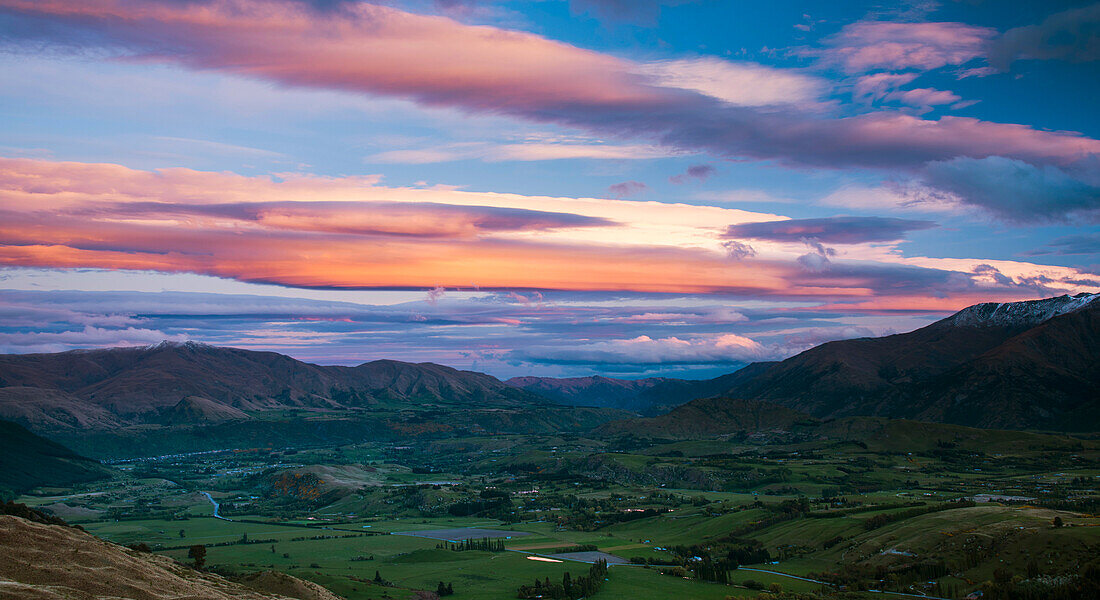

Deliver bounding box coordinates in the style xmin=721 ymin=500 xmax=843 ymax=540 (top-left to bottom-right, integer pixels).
xmin=15 ymin=427 xmax=1100 ymax=600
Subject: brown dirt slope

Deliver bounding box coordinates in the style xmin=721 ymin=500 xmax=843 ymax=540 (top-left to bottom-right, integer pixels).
xmin=0 ymin=515 xmax=342 ymax=600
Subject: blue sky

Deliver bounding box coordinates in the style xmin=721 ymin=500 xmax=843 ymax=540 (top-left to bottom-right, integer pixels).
xmin=0 ymin=0 xmax=1097 ymax=378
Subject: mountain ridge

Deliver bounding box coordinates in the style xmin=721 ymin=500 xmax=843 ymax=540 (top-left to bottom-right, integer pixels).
xmin=1 ymin=293 xmax=1096 ymax=435
xmin=0 ymin=343 xmax=546 ymax=431
xmin=516 ymin=293 xmax=1099 ymax=431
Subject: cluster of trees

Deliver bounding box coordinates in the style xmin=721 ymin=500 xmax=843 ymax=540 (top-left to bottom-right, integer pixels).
xmin=445 ymin=537 xmax=507 ymax=552
xmin=689 ymin=556 xmax=738 ymax=584
xmin=637 ymin=541 xmax=772 ymax=584
xmin=435 ymin=581 xmax=455 ymax=596
xmin=447 ymin=496 xmax=511 ymax=517
xmin=516 ymin=559 xmax=608 ymax=600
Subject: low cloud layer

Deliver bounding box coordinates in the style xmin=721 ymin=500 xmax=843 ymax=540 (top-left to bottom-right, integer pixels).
xmin=0 ymin=284 xmax=920 ymax=377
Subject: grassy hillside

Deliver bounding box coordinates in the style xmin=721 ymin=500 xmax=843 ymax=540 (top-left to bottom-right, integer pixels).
xmin=0 ymin=419 xmax=110 ymax=495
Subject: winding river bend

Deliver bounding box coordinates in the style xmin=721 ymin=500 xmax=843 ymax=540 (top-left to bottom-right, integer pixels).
xmin=200 ymin=492 xmax=230 ymax=521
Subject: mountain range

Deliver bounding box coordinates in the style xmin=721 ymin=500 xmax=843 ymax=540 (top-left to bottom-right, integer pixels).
xmin=0 ymin=342 xmax=545 ymax=431
xmin=0 ymin=293 xmax=1096 ymax=447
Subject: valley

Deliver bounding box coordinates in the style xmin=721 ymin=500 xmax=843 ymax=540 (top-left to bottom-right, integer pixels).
xmin=11 ymin=420 xmax=1099 ymax=600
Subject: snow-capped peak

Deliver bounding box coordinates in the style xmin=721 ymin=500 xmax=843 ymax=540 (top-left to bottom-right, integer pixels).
xmin=147 ymin=340 xmax=209 ymax=350
xmin=941 ymin=293 xmax=1099 ymax=328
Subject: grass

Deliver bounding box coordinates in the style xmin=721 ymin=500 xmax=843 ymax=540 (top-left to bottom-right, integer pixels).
xmin=22 ymin=425 xmax=1099 ymax=600
xmin=131 ymin=512 xmax=839 ymax=599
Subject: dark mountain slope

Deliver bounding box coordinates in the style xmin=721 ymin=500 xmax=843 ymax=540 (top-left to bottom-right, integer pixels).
xmin=345 ymin=359 xmax=537 ymax=405
xmin=159 ymin=396 xmax=250 ymax=425
xmin=0 ymin=419 xmax=110 ymax=493
xmin=598 ymin=294 xmax=1098 ymax=434
xmin=910 ymin=303 xmax=1100 ymax=430
xmin=715 ymin=294 xmax=1100 ymax=430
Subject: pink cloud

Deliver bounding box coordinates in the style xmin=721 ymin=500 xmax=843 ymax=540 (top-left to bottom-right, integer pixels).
xmin=884 ymin=87 xmax=963 ymax=111
xmin=1 ymin=0 xmax=1096 ymax=173
xmin=0 ymin=157 xmax=807 ymax=294
xmin=852 ymin=72 xmax=918 ymax=103
xmin=1 ymin=156 xmax=1093 ymax=303
xmin=816 ymin=20 xmax=997 ymax=73
xmin=0 ymin=0 xmax=661 ymax=114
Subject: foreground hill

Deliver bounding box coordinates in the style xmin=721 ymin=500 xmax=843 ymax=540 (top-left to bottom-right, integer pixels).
xmin=0 ymin=513 xmax=341 ymax=600
xmin=0 ymin=419 xmax=110 ymax=494
xmin=0 ymin=342 xmax=546 ymax=430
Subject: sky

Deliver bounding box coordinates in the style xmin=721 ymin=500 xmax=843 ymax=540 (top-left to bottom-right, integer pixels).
xmin=0 ymin=0 xmax=1098 ymax=379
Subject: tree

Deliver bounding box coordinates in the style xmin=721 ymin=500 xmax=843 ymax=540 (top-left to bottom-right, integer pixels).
xmin=437 ymin=581 xmax=447 ymax=596
xmin=187 ymin=545 xmax=206 ymax=569
xmin=374 ymin=570 xmax=383 ymax=584
xmin=178 ymin=529 xmax=185 ymax=538
xmin=1053 ymin=516 xmax=1064 ymax=527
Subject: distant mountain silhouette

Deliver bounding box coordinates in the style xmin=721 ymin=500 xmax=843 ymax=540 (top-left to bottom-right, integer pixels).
xmin=506 ymin=375 xmax=674 ymax=413
xmin=0 ymin=342 xmax=545 ymax=430
xmin=2 ymin=294 xmax=1095 ymax=435
xmin=506 ymin=363 xmax=775 ymax=415
xmin=597 ymin=397 xmax=813 ymax=438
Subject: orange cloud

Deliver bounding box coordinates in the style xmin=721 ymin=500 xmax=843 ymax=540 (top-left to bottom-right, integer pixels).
xmin=0 ymin=157 xmax=1095 ymax=301
xmin=0 ymin=157 xmax=797 ymax=293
